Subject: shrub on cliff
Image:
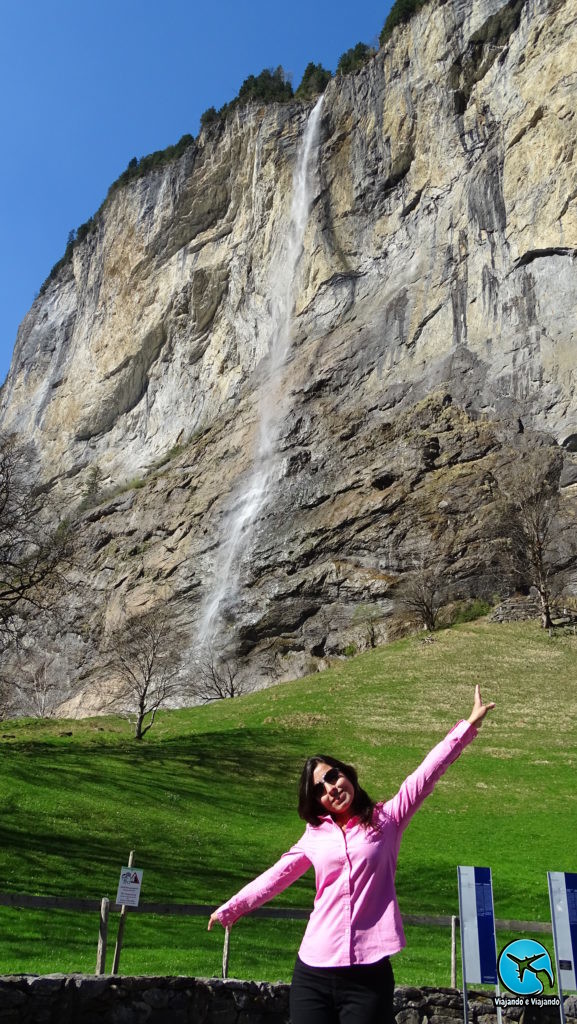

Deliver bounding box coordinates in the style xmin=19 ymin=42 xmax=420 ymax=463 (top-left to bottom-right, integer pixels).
xmin=236 ymin=65 xmax=294 ymax=105
xmin=295 ymin=62 xmax=332 ymax=100
xmin=200 ymin=106 xmax=220 ymax=129
xmin=108 ymin=133 xmax=195 ymax=196
xmin=379 ymin=0 xmax=429 ymax=45
xmin=39 ymin=133 xmax=196 ymax=294
xmin=39 ymin=246 xmax=75 ymax=296
xmin=200 ymin=67 xmax=294 ymax=129
xmin=336 ymin=42 xmax=376 ymax=75
xmin=75 ymin=216 xmax=95 ymax=245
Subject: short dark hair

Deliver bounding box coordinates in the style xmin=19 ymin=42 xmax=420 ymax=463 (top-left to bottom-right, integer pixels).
xmin=297 ymin=754 xmax=376 ymax=828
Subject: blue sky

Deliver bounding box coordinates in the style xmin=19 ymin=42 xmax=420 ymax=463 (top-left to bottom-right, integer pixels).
xmin=0 ymin=0 xmax=391 ymax=386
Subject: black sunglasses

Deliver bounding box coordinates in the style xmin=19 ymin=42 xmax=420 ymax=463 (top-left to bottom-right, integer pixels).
xmin=313 ymin=767 xmax=341 ymax=799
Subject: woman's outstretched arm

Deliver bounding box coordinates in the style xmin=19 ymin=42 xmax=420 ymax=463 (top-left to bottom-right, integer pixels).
xmin=385 ymin=685 xmax=495 ymax=827
xmin=208 ymin=842 xmax=312 ymax=930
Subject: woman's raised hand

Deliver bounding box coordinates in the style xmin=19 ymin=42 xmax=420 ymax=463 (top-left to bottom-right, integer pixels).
xmin=467 ymin=684 xmax=496 ymax=727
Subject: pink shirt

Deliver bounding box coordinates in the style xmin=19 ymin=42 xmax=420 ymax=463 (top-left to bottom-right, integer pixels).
xmin=216 ymin=720 xmax=477 ymax=966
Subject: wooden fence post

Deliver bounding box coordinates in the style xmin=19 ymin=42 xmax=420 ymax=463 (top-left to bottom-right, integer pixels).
xmin=112 ymin=850 xmax=135 ymax=974
xmin=222 ymin=926 xmax=231 ymax=979
xmin=95 ymin=897 xmax=109 ymax=975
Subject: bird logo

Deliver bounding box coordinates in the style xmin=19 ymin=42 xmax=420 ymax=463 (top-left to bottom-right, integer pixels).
xmin=498 ymin=940 xmax=555 ymax=996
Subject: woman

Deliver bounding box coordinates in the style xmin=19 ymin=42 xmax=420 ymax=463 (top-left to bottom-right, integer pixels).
xmin=208 ymin=684 xmax=495 ymax=1024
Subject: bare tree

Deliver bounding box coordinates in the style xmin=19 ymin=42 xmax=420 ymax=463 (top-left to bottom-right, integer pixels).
xmin=0 ymin=435 xmax=73 ymax=718
xmin=397 ymin=564 xmax=445 ymax=631
xmin=352 ymin=603 xmax=384 ymax=649
xmin=14 ymin=658 xmax=63 ymax=718
xmin=191 ymin=646 xmax=246 ymax=703
xmin=395 ymin=533 xmax=452 ymax=632
xmin=105 ymin=612 xmax=184 ymax=739
xmin=495 ymin=448 xmax=575 ymax=629
xmin=0 ymin=434 xmax=71 ymax=657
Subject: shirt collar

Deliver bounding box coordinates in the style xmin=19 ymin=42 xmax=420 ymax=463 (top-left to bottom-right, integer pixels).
xmin=319 ymin=813 xmax=360 ymax=830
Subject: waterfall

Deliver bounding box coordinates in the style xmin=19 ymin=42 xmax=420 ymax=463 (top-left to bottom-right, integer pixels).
xmin=198 ymin=96 xmax=324 ymax=647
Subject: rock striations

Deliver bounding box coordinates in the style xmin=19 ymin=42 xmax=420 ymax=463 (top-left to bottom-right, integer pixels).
xmin=1 ymin=0 xmax=576 ymax=705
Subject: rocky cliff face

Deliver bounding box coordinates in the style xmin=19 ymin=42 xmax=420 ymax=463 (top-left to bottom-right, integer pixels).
xmin=2 ymin=0 xmax=576 ymax=706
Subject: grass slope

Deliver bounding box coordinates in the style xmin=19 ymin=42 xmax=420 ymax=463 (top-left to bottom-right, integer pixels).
xmin=0 ymin=620 xmax=575 ymax=983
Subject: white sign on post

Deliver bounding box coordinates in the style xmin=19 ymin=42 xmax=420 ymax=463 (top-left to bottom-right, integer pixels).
xmin=116 ymin=866 xmax=143 ymax=908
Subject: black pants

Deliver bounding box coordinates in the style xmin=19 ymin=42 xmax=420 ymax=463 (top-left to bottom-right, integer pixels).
xmin=290 ymin=955 xmax=395 ymax=1024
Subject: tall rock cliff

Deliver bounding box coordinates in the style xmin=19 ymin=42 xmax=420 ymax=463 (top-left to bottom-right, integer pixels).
xmin=1 ymin=0 xmax=576 ymax=705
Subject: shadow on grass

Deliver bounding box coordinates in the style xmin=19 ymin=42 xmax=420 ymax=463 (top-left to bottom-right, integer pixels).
xmin=0 ymin=727 xmax=316 ymax=900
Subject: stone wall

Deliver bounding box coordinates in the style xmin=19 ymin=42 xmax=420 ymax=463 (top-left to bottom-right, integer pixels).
xmin=0 ymin=977 xmax=574 ymax=1024
xmin=488 ymin=595 xmax=542 ymax=623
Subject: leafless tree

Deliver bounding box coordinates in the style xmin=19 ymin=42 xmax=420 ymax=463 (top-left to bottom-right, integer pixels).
xmin=397 ymin=564 xmax=445 ymax=631
xmin=105 ymin=612 xmax=184 ymax=739
xmin=495 ymin=448 xmax=576 ymax=628
xmin=13 ymin=658 xmax=63 ymax=718
xmin=191 ymin=646 xmax=246 ymax=703
xmin=0 ymin=434 xmax=71 ymax=658
xmin=395 ymin=533 xmax=451 ymax=632
xmin=0 ymin=435 xmax=73 ymax=718
xmin=352 ymin=603 xmax=384 ymax=649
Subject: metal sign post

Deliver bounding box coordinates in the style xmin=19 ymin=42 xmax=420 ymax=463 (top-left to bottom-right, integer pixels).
xmin=457 ymin=866 xmax=502 ymax=1024
xmin=548 ymin=871 xmax=577 ymax=1024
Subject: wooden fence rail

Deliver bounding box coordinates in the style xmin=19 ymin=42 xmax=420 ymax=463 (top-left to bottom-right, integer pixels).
xmin=0 ymin=893 xmax=554 ymax=931
xmin=0 ymin=891 xmax=553 ymax=980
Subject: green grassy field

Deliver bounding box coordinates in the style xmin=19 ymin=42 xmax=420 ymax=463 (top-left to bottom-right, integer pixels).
xmin=0 ymin=620 xmax=575 ymax=984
